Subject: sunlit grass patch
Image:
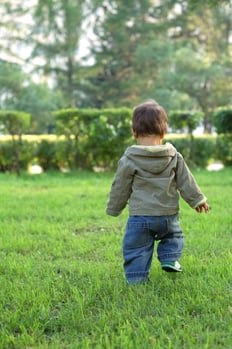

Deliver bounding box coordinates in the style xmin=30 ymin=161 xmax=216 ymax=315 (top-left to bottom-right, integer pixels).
xmin=0 ymin=169 xmax=231 ymax=348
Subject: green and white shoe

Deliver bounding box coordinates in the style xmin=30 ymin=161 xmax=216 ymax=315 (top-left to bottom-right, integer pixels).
xmin=161 ymin=261 xmax=182 ymax=272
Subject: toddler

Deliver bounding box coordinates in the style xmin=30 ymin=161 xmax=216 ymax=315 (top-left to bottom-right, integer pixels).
xmin=106 ymin=100 xmax=209 ymax=284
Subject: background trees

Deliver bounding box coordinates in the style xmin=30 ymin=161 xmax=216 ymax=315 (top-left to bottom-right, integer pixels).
xmin=82 ymin=0 xmax=232 ymax=134
xmin=31 ymin=0 xmax=87 ymax=107
xmin=0 ymin=0 xmax=231 ymax=133
xmin=0 ymin=60 xmax=60 ymax=133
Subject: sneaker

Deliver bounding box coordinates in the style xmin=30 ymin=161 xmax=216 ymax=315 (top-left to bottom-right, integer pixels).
xmin=161 ymin=261 xmax=182 ymax=272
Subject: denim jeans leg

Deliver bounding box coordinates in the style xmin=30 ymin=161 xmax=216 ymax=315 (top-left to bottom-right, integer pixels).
xmin=157 ymin=214 xmax=184 ymax=263
xmin=123 ymin=217 xmax=154 ymax=284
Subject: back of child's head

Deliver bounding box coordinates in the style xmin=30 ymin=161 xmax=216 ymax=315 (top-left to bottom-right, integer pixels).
xmin=132 ymin=100 xmax=167 ymax=137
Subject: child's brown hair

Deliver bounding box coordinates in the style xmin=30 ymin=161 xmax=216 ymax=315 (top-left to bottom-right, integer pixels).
xmin=132 ymin=100 xmax=168 ymax=137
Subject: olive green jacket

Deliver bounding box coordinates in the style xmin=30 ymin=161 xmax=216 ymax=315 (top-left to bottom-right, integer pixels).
xmin=106 ymin=143 xmax=207 ymax=217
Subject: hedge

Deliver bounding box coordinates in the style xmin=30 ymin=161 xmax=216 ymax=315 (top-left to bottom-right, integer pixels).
xmin=53 ymin=108 xmax=132 ymax=169
xmin=213 ymin=106 xmax=232 ymax=134
xmin=0 ymin=105 xmax=231 ymax=172
xmin=0 ymin=110 xmax=31 ymax=175
xmin=0 ymin=135 xmax=227 ymax=172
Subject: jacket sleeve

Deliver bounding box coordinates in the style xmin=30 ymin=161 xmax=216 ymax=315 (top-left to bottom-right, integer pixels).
xmin=175 ymin=153 xmax=207 ymax=208
xmin=106 ymin=157 xmax=134 ymax=216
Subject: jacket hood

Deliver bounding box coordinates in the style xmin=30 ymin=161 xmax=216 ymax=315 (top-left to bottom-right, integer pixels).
xmin=125 ymin=142 xmax=177 ymax=174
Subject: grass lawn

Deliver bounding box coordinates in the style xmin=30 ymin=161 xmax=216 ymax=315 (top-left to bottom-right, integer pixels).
xmin=0 ymin=168 xmax=231 ymax=349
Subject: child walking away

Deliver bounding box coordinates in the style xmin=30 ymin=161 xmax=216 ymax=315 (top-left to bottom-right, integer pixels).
xmin=106 ymin=100 xmax=209 ymax=285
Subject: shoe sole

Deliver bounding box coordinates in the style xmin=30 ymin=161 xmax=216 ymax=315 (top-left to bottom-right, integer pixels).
xmin=162 ymin=265 xmax=182 ymax=272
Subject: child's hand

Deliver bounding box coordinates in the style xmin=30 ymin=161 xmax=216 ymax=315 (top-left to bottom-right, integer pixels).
xmin=195 ymin=203 xmax=210 ymax=213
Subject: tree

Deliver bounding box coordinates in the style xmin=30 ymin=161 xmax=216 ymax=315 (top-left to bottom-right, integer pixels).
xmin=3 ymin=82 xmax=64 ymax=133
xmin=0 ymin=1 xmax=33 ymax=65
xmin=0 ymin=0 xmax=231 ymax=133
xmin=30 ymin=0 xmax=87 ymax=107
xmin=0 ymin=60 xmax=24 ymax=104
xmin=139 ymin=1 xmax=232 ymax=132
xmin=86 ymin=0 xmax=168 ymax=108
xmin=156 ymin=47 xmax=232 ymax=132
xmin=188 ymin=0 xmax=232 ymax=7
xmin=169 ymin=110 xmax=203 ymax=135
xmin=169 ymin=109 xmax=203 ymax=164
xmin=86 ymin=0 xmax=232 ymax=129
xmin=0 ymin=110 xmax=30 ymax=175
xmin=0 ymin=60 xmax=62 ymax=133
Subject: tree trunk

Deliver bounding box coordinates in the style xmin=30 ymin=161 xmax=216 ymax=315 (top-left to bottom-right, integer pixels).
xmin=11 ymin=134 xmax=21 ymax=176
xmin=67 ymin=57 xmax=75 ymax=107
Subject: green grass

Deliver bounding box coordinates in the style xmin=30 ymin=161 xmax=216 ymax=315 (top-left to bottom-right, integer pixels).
xmin=0 ymin=169 xmax=231 ymax=349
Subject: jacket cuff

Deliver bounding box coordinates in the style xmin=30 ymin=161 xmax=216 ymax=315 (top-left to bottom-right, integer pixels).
xmin=193 ymin=197 xmax=207 ymax=209
xmin=106 ymin=209 xmax=121 ymax=217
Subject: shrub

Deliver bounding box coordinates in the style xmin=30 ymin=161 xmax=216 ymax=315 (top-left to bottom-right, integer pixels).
xmin=54 ymin=108 xmax=132 ymax=169
xmin=166 ymin=136 xmax=216 ymax=168
xmin=190 ymin=137 xmax=216 ymax=167
xmin=213 ymin=106 xmax=232 ymax=134
xmin=0 ymin=141 xmax=14 ymax=172
xmin=34 ymin=140 xmax=57 ymax=171
xmin=215 ymin=135 xmax=232 ymax=166
xmin=169 ymin=110 xmax=203 ymax=134
xmin=0 ymin=106 xmax=229 ymax=171
xmin=213 ymin=107 xmax=232 ymax=166
xmin=0 ymin=140 xmax=34 ymax=172
xmin=0 ymin=110 xmax=31 ymax=175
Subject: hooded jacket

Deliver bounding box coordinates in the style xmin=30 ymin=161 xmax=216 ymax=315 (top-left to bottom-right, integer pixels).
xmin=106 ymin=143 xmax=206 ymax=217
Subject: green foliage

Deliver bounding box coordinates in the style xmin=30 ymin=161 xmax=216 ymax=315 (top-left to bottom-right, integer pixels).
xmin=54 ymin=108 xmax=94 ymax=168
xmin=0 ymin=61 xmax=24 ymax=96
xmin=0 ymin=134 xmax=222 ymax=172
xmin=169 ymin=110 xmax=203 ymax=134
xmin=0 ymin=60 xmax=62 ymax=133
xmin=213 ymin=106 xmax=232 ymax=134
xmin=54 ymin=108 xmax=91 ymax=137
xmin=188 ymin=0 xmax=231 ymax=7
xmin=166 ymin=136 xmax=216 ymax=168
xmin=191 ymin=137 xmax=217 ymax=167
xmin=3 ymin=83 xmax=62 ymax=133
xmin=0 ymin=141 xmax=14 ymax=171
xmin=1 ymin=1 xmax=232 ymax=133
xmin=157 ymin=44 xmax=232 ymax=132
xmin=215 ymin=135 xmax=232 ymax=166
xmin=87 ymin=0 xmax=232 ymax=134
xmin=35 ymin=140 xmax=57 ymax=170
xmin=213 ymin=107 xmax=232 ymax=166
xmin=32 ymin=0 xmax=86 ymax=107
xmin=54 ymin=108 xmax=132 ymax=168
xmin=0 ymin=110 xmax=30 ymax=136
xmin=0 ymin=107 xmax=231 ymax=170
xmin=0 ymin=140 xmax=35 ymax=172
xmin=87 ymin=108 xmax=132 ymax=167
xmin=0 ymin=110 xmax=31 ymax=175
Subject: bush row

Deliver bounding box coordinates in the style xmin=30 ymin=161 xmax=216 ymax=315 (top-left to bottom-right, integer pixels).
xmin=0 ymin=134 xmax=231 ymax=173
xmin=1 ymin=106 xmax=232 ymax=173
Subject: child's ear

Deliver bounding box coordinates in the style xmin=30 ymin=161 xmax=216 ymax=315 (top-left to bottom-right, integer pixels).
xmin=160 ymin=132 xmax=166 ymax=140
xmin=132 ymin=128 xmax=137 ymax=138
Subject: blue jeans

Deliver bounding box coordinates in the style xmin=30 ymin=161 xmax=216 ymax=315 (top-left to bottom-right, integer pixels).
xmin=123 ymin=214 xmax=184 ymax=284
